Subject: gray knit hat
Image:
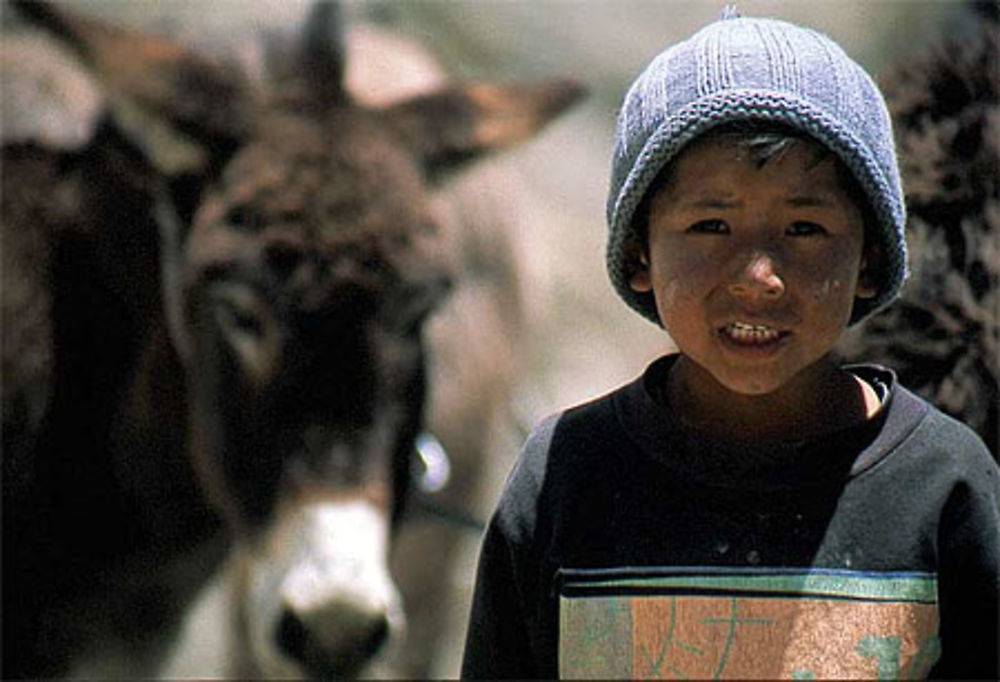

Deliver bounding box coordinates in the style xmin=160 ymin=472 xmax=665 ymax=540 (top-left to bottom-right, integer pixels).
xmin=606 ymin=12 xmax=907 ymax=326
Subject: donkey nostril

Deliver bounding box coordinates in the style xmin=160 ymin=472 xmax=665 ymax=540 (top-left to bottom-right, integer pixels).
xmin=359 ymin=616 xmax=391 ymax=660
xmin=276 ymin=610 xmax=309 ymax=663
xmin=275 ymin=608 xmax=392 ymax=672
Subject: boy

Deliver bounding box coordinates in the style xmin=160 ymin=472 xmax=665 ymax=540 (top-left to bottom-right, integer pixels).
xmin=461 ymin=11 xmax=999 ymax=680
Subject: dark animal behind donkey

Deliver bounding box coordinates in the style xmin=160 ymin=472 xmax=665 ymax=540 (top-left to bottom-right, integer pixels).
xmin=1 ymin=1 xmax=583 ymax=677
xmin=839 ymin=3 xmax=999 ymax=457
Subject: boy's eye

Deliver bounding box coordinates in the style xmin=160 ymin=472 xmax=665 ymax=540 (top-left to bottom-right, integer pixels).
xmin=687 ymin=219 xmax=729 ymax=234
xmin=787 ymin=221 xmax=827 ymax=236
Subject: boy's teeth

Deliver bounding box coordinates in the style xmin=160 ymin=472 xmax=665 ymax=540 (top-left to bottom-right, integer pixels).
xmin=724 ymin=321 xmax=781 ymax=343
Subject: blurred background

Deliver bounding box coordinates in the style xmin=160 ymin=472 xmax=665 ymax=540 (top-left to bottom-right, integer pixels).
xmin=2 ymin=0 xmax=965 ymax=417
xmin=1 ymin=0 xmax=974 ymax=677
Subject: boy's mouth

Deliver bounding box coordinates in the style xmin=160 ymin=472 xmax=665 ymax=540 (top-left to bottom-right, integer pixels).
xmin=721 ymin=321 xmax=786 ymax=345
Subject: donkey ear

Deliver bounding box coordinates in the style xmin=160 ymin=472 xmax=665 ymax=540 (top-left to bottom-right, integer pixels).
xmin=12 ymin=0 xmax=256 ymax=175
xmin=381 ymin=79 xmax=586 ymax=180
xmin=297 ymin=0 xmax=347 ymax=103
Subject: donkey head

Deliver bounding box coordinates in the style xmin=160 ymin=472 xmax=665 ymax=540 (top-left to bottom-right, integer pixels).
xmin=16 ymin=1 xmax=582 ymax=676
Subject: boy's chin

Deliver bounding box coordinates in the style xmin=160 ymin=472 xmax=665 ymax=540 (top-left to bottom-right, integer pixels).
xmin=712 ymin=374 xmax=786 ymax=397
xmin=684 ymin=352 xmax=839 ymax=401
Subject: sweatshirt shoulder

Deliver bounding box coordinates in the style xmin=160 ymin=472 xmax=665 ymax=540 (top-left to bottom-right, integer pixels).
xmin=891 ymin=386 xmax=997 ymax=477
xmin=508 ymin=388 xmax=627 ymax=489
xmin=491 ymin=387 xmax=632 ymax=532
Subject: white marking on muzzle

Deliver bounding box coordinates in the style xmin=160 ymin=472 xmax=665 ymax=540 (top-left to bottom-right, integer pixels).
xmin=245 ymin=500 xmax=404 ymax=678
xmin=281 ymin=501 xmax=397 ymax=613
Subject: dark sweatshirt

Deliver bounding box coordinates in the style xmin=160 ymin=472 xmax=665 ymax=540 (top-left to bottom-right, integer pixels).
xmin=461 ymin=355 xmax=999 ymax=679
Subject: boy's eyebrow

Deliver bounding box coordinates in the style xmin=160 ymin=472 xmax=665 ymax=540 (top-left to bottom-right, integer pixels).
xmin=668 ymin=194 xmax=840 ymax=210
xmin=675 ymin=197 xmax=742 ymax=209
xmin=785 ymin=195 xmax=837 ymax=208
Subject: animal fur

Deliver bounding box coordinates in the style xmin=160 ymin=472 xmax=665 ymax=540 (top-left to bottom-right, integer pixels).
xmin=840 ymin=3 xmax=999 ymax=457
xmin=0 ymin=2 xmax=582 ymax=677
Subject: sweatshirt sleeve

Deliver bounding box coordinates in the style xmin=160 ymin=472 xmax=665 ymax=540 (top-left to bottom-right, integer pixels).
xmin=930 ymin=439 xmax=1000 ymax=680
xmin=460 ymin=414 xmax=559 ymax=679
xmin=460 ymin=513 xmax=536 ymax=679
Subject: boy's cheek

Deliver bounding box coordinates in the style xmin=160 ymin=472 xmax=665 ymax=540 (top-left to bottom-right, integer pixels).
xmin=808 ymin=277 xmax=850 ymax=303
xmin=650 ymin=278 xmax=695 ymax=332
xmin=799 ymin=248 xmax=869 ymax=303
xmin=654 ymin=278 xmax=684 ymax=310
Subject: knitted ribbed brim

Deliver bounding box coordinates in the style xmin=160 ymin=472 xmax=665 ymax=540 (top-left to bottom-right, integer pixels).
xmin=606 ymin=14 xmax=907 ymax=326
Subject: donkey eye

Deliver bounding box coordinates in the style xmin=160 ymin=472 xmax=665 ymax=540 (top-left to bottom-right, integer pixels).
xmin=210 ymin=283 xmax=282 ymax=384
xmin=264 ymin=243 xmax=302 ymax=278
xmin=226 ymin=206 xmax=262 ymax=231
xmin=217 ymin=299 xmax=263 ymax=337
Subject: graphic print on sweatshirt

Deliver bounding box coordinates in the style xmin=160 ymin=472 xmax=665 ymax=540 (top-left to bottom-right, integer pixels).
xmin=557 ymin=567 xmax=940 ymax=680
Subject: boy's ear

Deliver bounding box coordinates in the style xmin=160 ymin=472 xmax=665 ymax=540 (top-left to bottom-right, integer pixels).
xmin=855 ymin=242 xmax=883 ymax=299
xmin=626 ymin=240 xmax=652 ymax=293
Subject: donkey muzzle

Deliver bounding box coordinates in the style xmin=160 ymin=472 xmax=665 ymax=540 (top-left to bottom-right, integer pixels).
xmin=244 ymin=499 xmax=404 ymax=678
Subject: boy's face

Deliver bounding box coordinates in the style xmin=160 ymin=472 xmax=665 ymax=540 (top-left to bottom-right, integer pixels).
xmin=629 ymin=134 xmax=878 ymax=396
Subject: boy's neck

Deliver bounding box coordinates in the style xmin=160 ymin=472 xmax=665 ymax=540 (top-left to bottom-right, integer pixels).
xmin=664 ymin=354 xmax=881 ymax=445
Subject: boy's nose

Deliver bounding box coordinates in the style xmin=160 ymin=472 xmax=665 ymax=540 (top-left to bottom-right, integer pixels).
xmin=728 ymin=251 xmax=785 ymax=301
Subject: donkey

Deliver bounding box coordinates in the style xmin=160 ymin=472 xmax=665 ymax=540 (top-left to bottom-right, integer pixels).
xmin=1 ymin=1 xmax=582 ymax=677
